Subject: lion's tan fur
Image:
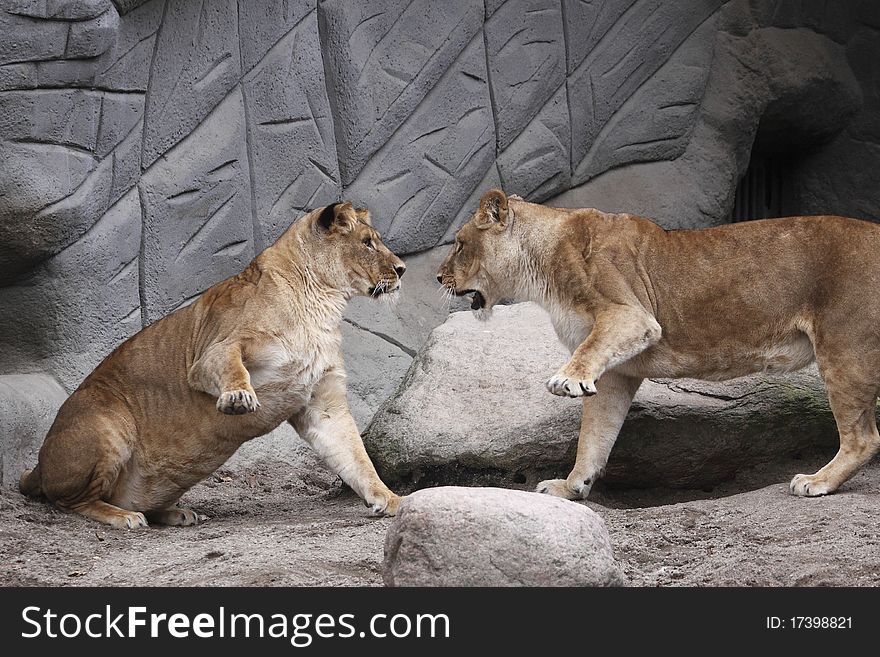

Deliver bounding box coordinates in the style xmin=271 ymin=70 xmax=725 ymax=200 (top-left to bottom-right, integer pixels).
xmin=439 ymin=189 xmax=880 ymax=500
xmin=20 ymin=203 xmax=406 ymax=528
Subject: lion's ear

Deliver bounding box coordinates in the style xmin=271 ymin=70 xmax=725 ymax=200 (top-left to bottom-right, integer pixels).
xmin=475 ymin=189 xmax=508 ymax=229
xmin=355 ymin=207 xmax=372 ymax=226
xmin=317 ymin=201 xmax=357 ymax=233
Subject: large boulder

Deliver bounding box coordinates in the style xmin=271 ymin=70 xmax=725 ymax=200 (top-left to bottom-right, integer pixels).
xmin=364 ymin=303 xmax=841 ymax=491
xmin=383 ymin=486 xmax=624 ymax=586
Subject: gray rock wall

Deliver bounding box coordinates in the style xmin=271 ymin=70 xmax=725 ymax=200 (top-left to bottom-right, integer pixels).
xmin=1 ymin=0 xmax=879 ymax=484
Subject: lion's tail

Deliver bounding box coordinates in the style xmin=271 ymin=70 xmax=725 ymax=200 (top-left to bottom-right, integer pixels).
xmin=19 ymin=466 xmax=42 ymax=497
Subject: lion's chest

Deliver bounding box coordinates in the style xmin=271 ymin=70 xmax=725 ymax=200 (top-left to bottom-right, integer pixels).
xmin=547 ymin=303 xmax=593 ymax=352
xmin=247 ymin=330 xmax=339 ymax=407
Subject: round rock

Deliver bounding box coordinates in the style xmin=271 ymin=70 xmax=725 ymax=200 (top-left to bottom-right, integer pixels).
xmin=382 ymin=486 xmax=625 ymax=587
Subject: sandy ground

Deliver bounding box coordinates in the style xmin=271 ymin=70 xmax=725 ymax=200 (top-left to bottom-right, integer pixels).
xmin=0 ymin=463 xmax=391 ymax=587
xmin=596 ymin=460 xmax=880 ymax=587
xmin=1 ymin=453 xmax=878 ymax=587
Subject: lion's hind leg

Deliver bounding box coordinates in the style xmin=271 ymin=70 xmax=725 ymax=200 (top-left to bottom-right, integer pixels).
xmin=146 ymin=506 xmax=200 ymax=526
xmin=790 ymin=359 xmax=880 ymax=496
xmin=19 ymin=467 xmax=42 ymax=497
xmin=55 ymin=453 xmax=151 ymax=529
xmin=39 ymin=402 xmax=149 ymax=529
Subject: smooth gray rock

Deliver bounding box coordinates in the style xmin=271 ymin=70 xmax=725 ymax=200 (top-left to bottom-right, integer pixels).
xmin=383 ymin=486 xmax=625 ymax=587
xmin=364 ymin=303 xmax=841 ymax=490
xmin=0 ymin=374 xmax=67 ymax=487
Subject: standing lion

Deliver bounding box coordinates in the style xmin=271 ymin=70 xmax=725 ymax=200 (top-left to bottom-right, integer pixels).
xmin=438 ymin=189 xmax=880 ymax=500
xmin=20 ymin=202 xmax=406 ymax=528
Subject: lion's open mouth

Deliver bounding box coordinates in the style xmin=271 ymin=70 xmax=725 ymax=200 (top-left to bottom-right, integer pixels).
xmin=455 ymin=288 xmax=486 ymax=310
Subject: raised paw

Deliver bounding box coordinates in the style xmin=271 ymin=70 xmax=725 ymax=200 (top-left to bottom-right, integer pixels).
xmin=546 ymin=372 xmax=597 ymax=398
xmin=109 ymin=511 xmax=148 ymax=530
xmin=535 ymin=478 xmax=588 ymax=500
xmin=789 ymin=473 xmax=833 ymax=497
xmin=217 ymin=388 xmax=260 ymax=415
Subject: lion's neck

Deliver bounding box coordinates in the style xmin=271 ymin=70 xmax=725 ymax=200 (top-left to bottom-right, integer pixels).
xmin=298 ymin=265 xmax=348 ymax=324
xmin=266 ymin=230 xmax=349 ymax=329
xmin=507 ymin=215 xmax=562 ymax=308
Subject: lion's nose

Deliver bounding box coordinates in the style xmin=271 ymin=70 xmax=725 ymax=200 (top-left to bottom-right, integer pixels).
xmin=436 ymin=274 xmax=443 ymax=284
xmin=395 ymin=264 xmax=406 ymax=278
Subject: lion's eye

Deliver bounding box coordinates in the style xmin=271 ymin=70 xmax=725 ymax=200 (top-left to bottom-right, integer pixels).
xmin=363 ymin=238 xmax=375 ymax=250
xmin=455 ymin=241 xmax=463 ymax=254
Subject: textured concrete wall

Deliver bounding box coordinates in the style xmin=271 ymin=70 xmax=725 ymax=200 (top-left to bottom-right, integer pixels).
xmin=1 ymin=0 xmax=879 ymax=484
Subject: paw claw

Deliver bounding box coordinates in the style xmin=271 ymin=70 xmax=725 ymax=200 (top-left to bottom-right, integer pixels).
xmin=217 ymin=389 xmax=259 ymax=415
xmin=535 ymin=478 xmax=589 ymax=500
xmin=366 ymin=493 xmax=403 ymax=517
xmin=114 ymin=511 xmax=148 ymax=530
xmin=546 ymin=373 xmax=597 ymax=398
xmin=789 ymin=473 xmax=832 ymax=497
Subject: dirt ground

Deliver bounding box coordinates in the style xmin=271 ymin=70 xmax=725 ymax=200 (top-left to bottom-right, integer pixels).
xmin=1 ymin=453 xmax=878 ymax=587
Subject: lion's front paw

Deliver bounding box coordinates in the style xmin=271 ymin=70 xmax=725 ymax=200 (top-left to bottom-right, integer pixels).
xmin=789 ymin=473 xmax=833 ymax=497
xmin=536 ymin=478 xmax=588 ymax=500
xmin=546 ymin=372 xmax=597 ymax=398
xmin=217 ymin=388 xmax=260 ymax=415
xmin=364 ymin=492 xmax=403 ymax=517
xmin=108 ymin=511 xmax=149 ymax=530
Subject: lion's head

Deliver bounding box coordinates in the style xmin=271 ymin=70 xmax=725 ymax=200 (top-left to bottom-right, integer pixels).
xmin=307 ymin=202 xmax=406 ymax=299
xmin=436 ymin=189 xmax=518 ymax=320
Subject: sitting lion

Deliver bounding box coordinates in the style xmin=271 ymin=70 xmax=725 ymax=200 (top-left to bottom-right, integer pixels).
xmin=19 ymin=202 xmax=406 ymax=528
xmin=438 ymin=189 xmax=880 ymax=500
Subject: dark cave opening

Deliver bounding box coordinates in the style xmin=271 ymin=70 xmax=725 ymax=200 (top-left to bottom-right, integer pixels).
xmin=730 ymin=155 xmax=790 ymax=221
